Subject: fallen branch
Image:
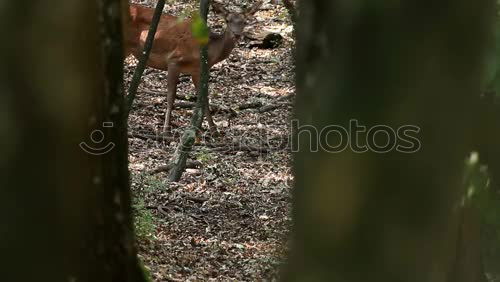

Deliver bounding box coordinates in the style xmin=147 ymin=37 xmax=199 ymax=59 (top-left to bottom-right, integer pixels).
xmin=128 ymin=132 xmax=175 ymax=143
xmin=257 ymin=102 xmax=293 ymax=113
xmin=151 ymin=160 xmax=202 ymax=174
xmin=172 ymin=101 xmax=236 ymax=115
xmin=210 ymin=144 xmax=270 ymax=153
xmin=130 ymin=126 xmax=290 ymax=154
xmin=204 ymin=141 xmax=271 ymax=153
xmin=142 ymin=89 xmax=196 ymax=101
xmin=141 ymin=90 xmax=294 ymax=114
xmin=277 ymin=93 xmax=294 ymax=102
xmin=130 ymin=131 xmax=290 ymax=153
xmin=172 ymin=100 xmax=291 ymax=113
xmin=238 ymin=101 xmax=263 ymax=110
xmin=175 ymin=101 xmax=196 ymax=109
xmin=185 ymin=195 xmax=209 ymax=203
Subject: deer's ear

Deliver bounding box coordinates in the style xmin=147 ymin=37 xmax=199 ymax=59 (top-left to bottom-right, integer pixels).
xmin=245 ymin=0 xmax=263 ymax=16
xmin=211 ymin=1 xmax=229 ymax=16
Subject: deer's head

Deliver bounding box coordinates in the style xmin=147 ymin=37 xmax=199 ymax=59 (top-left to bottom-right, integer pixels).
xmin=211 ymin=1 xmax=263 ymax=36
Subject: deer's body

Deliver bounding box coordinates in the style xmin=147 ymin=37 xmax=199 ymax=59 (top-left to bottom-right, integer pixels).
xmin=123 ymin=2 xmax=261 ymax=133
xmin=125 ymin=4 xmax=236 ymax=74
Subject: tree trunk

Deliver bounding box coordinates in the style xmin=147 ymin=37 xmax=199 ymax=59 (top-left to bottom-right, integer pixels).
xmin=126 ymin=0 xmax=166 ymax=115
xmin=168 ymin=0 xmax=211 ymax=182
xmin=449 ymin=206 xmax=488 ymax=282
xmin=0 ymin=1 xmax=146 ymax=281
xmin=286 ymin=0 xmax=494 ymax=281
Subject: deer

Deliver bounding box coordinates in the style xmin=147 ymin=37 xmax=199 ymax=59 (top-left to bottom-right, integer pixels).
xmin=123 ymin=1 xmax=263 ymax=134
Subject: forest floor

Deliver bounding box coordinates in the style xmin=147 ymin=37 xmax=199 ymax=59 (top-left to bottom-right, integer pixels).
xmin=125 ymin=1 xmax=295 ymax=280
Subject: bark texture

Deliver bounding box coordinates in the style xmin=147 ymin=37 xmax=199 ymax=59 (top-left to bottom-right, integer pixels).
xmin=168 ymin=0 xmax=211 ymax=182
xmin=286 ymin=0 xmax=494 ymax=281
xmin=0 ymin=1 xmax=145 ymax=281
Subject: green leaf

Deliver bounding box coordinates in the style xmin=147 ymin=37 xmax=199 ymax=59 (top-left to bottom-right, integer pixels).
xmin=191 ymin=14 xmax=209 ymax=45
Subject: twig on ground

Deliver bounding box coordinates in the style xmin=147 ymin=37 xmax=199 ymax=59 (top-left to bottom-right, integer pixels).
xmin=128 ymin=132 xmax=175 ymax=143
xmin=151 ymin=160 xmax=203 ymax=174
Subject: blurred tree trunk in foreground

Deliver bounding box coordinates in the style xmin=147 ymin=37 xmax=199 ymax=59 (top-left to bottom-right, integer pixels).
xmin=0 ymin=1 xmax=145 ymax=281
xmin=287 ymin=1 xmax=494 ymax=281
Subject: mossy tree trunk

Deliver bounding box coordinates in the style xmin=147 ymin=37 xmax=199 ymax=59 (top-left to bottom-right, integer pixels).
xmin=168 ymin=0 xmax=211 ymax=182
xmin=0 ymin=1 xmax=146 ymax=281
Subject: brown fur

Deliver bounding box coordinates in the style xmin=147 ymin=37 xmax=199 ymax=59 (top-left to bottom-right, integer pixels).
xmin=123 ymin=2 xmax=262 ymax=132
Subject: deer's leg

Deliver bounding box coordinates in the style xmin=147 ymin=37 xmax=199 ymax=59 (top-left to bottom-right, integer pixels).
xmin=192 ymin=73 xmax=217 ymax=134
xmin=163 ymin=64 xmax=180 ymax=133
